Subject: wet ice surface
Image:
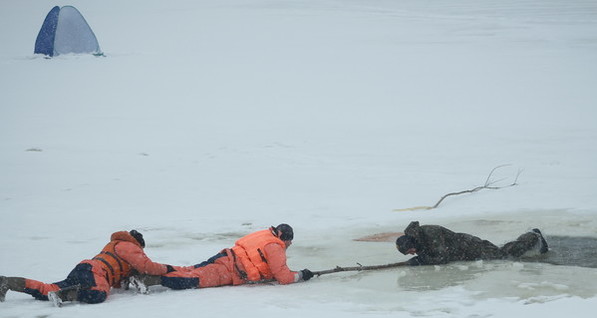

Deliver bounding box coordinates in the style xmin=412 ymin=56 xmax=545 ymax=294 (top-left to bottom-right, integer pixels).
xmin=397 ymin=261 xmax=597 ymax=300
xmin=287 ymin=209 xmax=597 ymax=314
xmin=541 ymin=236 xmax=597 ymax=268
xmin=298 ymin=260 xmax=597 ymax=316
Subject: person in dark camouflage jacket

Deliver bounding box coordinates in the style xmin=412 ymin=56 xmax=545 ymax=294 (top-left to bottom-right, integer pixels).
xmin=395 ymin=221 xmax=549 ymax=265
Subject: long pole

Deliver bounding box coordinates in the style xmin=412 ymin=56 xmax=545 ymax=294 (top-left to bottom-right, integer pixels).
xmin=312 ymin=261 xmax=408 ymax=276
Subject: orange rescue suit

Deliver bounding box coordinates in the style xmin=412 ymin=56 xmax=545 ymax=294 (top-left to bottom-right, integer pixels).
xmin=93 ymin=235 xmax=136 ymax=287
xmin=232 ymin=229 xmax=286 ymax=282
xmin=92 ymin=231 xmax=167 ymax=287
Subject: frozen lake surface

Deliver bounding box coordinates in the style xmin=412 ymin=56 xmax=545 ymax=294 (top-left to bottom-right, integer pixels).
xmin=1 ymin=0 xmax=596 ymax=317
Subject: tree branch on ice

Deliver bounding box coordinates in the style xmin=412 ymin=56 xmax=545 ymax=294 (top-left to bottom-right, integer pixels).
xmin=395 ymin=165 xmax=522 ymax=212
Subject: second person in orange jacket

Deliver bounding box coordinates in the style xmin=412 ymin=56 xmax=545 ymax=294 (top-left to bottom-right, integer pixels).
xmin=0 ymin=230 xmax=176 ymax=306
xmin=131 ymin=224 xmax=313 ymax=292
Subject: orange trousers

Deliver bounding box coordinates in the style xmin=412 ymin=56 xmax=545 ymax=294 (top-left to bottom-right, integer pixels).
xmin=161 ymin=251 xmax=244 ymax=289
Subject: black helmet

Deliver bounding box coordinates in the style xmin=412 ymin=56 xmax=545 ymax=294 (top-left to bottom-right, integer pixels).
xmin=395 ymin=235 xmax=415 ymax=255
xmin=275 ymin=224 xmax=294 ymax=241
xmin=130 ymin=230 xmax=146 ymax=248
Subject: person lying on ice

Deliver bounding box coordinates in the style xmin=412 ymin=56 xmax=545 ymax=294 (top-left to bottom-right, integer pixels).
xmin=395 ymin=221 xmax=549 ymax=266
xmin=0 ymin=230 xmax=177 ymax=306
xmin=130 ymin=224 xmax=313 ymax=293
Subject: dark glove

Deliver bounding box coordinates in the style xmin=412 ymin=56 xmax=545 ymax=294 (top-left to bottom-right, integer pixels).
xmin=301 ymin=269 xmax=314 ymax=281
xmin=166 ymin=265 xmax=176 ymax=273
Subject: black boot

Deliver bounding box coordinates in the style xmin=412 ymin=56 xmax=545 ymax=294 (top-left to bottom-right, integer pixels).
xmin=0 ymin=276 xmax=26 ymax=302
xmin=0 ymin=276 xmax=7 ymax=302
xmin=48 ymin=284 xmax=80 ymax=307
xmin=532 ymin=228 xmax=549 ymax=254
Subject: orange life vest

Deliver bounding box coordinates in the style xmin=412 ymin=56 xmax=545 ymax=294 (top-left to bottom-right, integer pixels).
xmin=231 ymin=229 xmax=285 ymax=281
xmin=92 ymin=231 xmax=141 ymax=287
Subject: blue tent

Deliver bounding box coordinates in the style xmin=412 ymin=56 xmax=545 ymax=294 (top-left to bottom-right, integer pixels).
xmin=34 ymin=6 xmax=102 ymax=57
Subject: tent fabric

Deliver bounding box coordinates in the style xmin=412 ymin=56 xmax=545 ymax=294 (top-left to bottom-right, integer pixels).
xmin=33 ymin=6 xmax=60 ymax=56
xmin=34 ymin=6 xmax=101 ymax=57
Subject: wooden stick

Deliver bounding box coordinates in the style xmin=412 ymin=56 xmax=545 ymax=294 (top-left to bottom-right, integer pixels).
xmin=312 ymin=262 xmax=408 ymax=276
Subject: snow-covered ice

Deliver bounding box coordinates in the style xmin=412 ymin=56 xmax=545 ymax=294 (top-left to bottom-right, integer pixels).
xmin=1 ymin=0 xmax=596 ymax=317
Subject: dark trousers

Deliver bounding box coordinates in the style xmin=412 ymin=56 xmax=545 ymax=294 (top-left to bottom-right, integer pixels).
xmin=24 ymin=263 xmax=107 ymax=304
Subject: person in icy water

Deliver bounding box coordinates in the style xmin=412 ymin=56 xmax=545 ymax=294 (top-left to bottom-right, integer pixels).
xmin=130 ymin=224 xmax=313 ymax=293
xmin=395 ymin=221 xmax=549 ymax=266
xmin=0 ymin=230 xmax=176 ymax=306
